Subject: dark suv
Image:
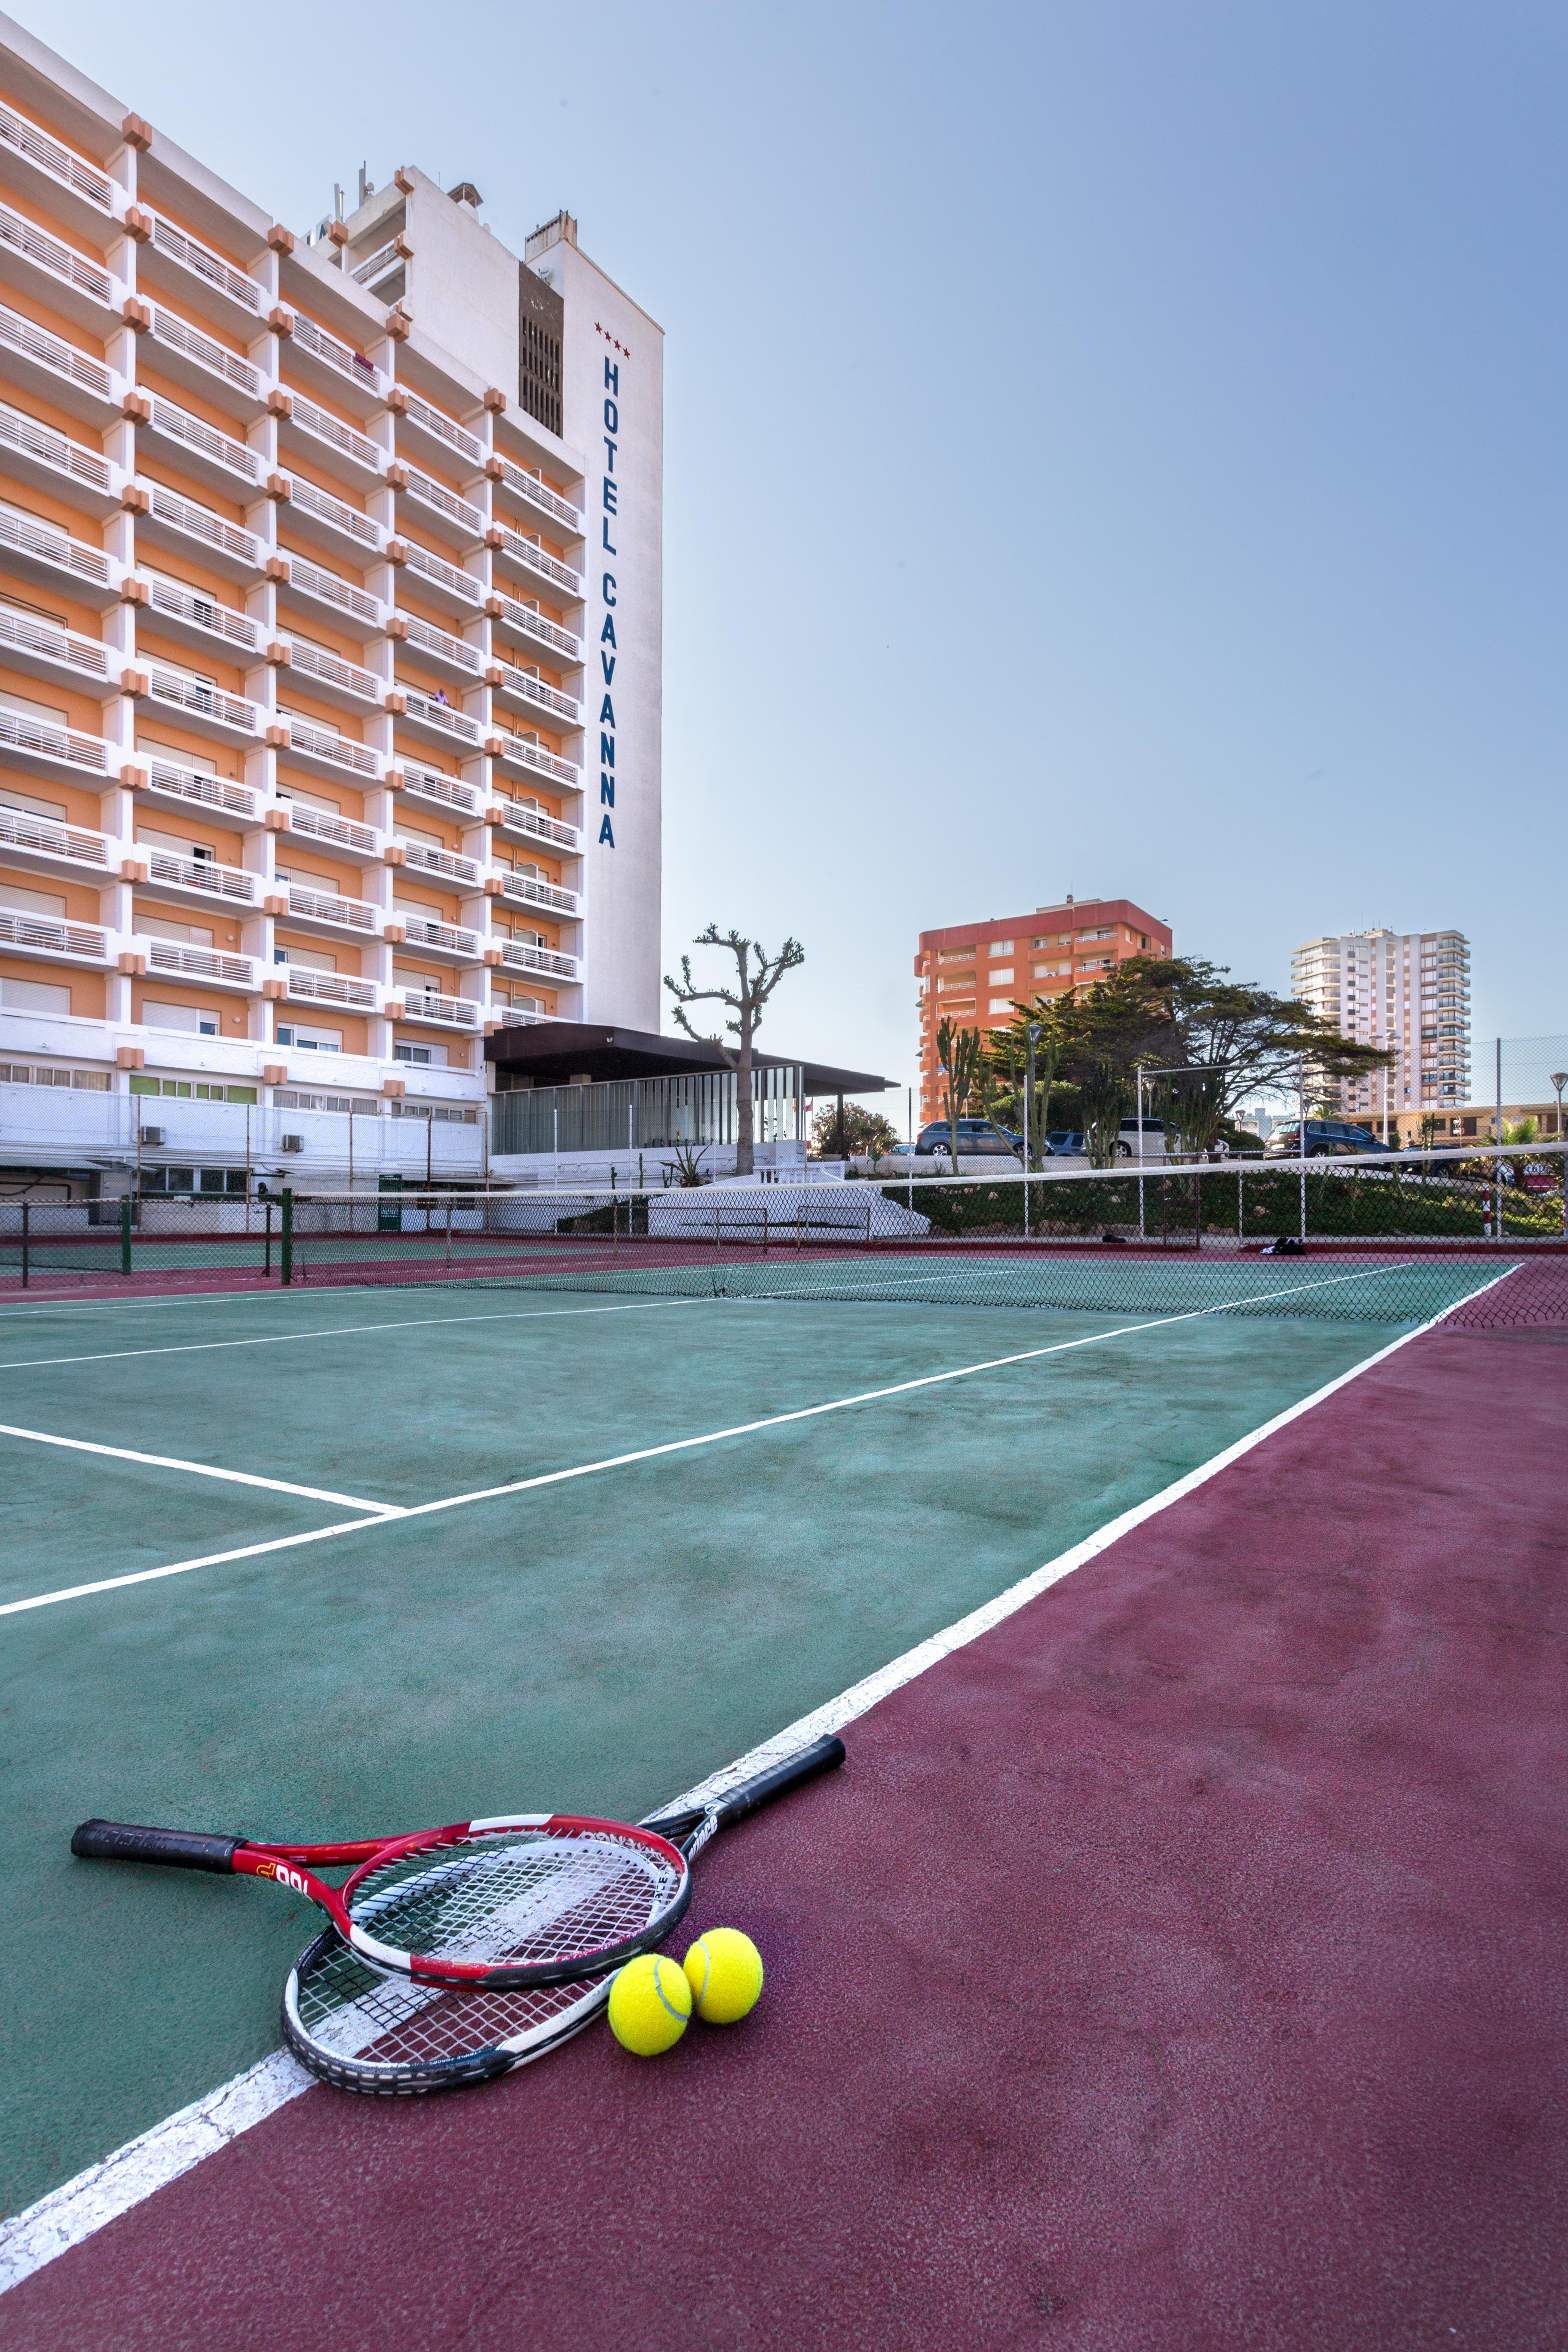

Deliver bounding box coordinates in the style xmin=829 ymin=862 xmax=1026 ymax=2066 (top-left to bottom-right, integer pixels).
xmin=915 ymin=1119 xmax=1026 ymax=1158
xmin=1265 ymin=1120 xmax=1397 ymax=1158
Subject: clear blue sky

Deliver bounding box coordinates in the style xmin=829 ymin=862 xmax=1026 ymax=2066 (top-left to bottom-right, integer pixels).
xmin=25 ymin=0 xmax=1567 ymax=1109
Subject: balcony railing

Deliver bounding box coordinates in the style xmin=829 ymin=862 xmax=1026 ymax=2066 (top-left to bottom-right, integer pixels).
xmin=0 ymin=302 xmax=116 ymax=409
xmin=290 ymin=314 xmax=385 ymax=402
xmin=399 ymin=539 xmax=481 ymax=606
xmin=144 ymin=576 xmax=261 ymax=657
xmin=0 ymin=801 xmax=113 ymax=869
xmin=399 ymin=916 xmax=479 ymax=957
xmin=494 ymin=662 xmax=580 ymax=723
xmin=285 ymin=638 xmax=380 ymax=705
xmin=145 ymin=937 xmax=254 ymax=988
xmin=282 ymin=717 xmax=382 ymax=781
xmin=493 ymin=453 xmax=581 ymax=532
xmin=0 ymin=398 xmax=114 ymax=505
xmin=287 ymin=474 xmax=383 ymax=556
xmin=400 ymin=612 xmax=481 ymax=677
xmin=285 ymin=966 xmax=376 ymax=1010
xmin=493 ymin=1005 xmax=545 ymax=1028
xmin=140 ymin=480 xmax=262 ymax=572
xmin=0 ymin=503 xmax=114 ymax=595
xmin=0 ymin=703 xmax=113 ymax=775
xmin=146 ymin=667 xmax=260 ymax=737
xmin=0 ymin=101 xmax=114 ymax=215
xmin=493 ymin=527 xmax=582 ymax=597
xmin=400 ymin=688 xmax=482 ymax=747
xmin=287 ymin=884 xmax=377 ymax=933
xmin=398 ymin=390 xmax=481 ymax=467
xmin=137 ymin=756 xmax=256 ymax=821
xmin=144 ymin=847 xmax=256 ymax=903
xmin=142 ymin=392 xmax=260 ymax=489
xmin=493 ymin=592 xmax=580 ymax=661
xmin=147 ymin=213 xmax=260 ymax=315
xmin=493 ymin=796 xmax=579 ymax=851
xmin=287 ymin=394 xmax=382 ymax=478
xmin=494 ymin=733 xmax=578 ymax=787
xmin=0 ymin=604 xmax=113 ymax=688
xmin=285 ymin=802 xmax=380 ymax=855
xmin=401 ymin=839 xmax=479 ymax=886
xmin=284 ymin=555 xmax=382 ymax=631
xmin=497 ymin=869 xmax=578 ymax=916
xmin=0 ymin=197 xmax=116 ymax=312
xmin=148 ymin=308 xmax=263 ymax=404
xmin=0 ymin=909 xmax=107 ymax=961
xmin=350 ymin=239 xmax=405 ymax=292
xmin=394 ymin=986 xmax=479 ymax=1029
xmin=500 ymin=938 xmax=577 ymax=980
xmin=400 ymin=465 xmax=484 ymax=543
xmin=398 ymin=761 xmax=478 ymax=817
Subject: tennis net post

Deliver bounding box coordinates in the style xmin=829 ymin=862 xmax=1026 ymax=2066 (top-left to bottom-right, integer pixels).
xmin=120 ymin=1195 xmax=132 ymax=1278
xmin=280 ymin=1188 xmax=293 ymax=1286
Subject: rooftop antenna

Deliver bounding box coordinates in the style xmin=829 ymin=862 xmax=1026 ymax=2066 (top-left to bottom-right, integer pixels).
xmin=358 ymin=162 xmax=373 ymax=205
xmin=333 ymin=182 xmax=344 ymax=221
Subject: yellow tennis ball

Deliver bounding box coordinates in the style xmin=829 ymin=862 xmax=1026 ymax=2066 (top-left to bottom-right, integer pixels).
xmin=683 ymin=1928 xmax=764 ymax=2024
xmin=607 ymin=1953 xmax=692 ymax=2055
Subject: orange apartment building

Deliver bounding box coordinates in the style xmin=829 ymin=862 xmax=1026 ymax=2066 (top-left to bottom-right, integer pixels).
xmin=915 ymin=894 xmax=1172 ymax=1122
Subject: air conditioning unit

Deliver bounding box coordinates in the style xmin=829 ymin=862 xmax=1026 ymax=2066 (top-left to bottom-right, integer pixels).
xmin=280 ymin=1133 xmax=305 ymax=1153
xmin=140 ymin=1127 xmax=165 ymax=1147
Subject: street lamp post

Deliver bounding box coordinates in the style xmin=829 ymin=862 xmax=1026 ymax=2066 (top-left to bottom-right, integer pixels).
xmin=1553 ymin=1072 xmax=1568 ymax=1238
xmin=1023 ymin=1023 xmax=1040 ymax=1239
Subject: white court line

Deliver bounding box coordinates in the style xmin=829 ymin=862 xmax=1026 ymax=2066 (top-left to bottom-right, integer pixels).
xmin=0 ymin=1424 xmax=398 ymax=1516
xmin=0 ymin=1262 xmax=1464 ymax=1620
xmin=0 ymin=1293 xmax=710 ymax=1375
xmin=0 ymin=1263 xmax=1516 ymax=2294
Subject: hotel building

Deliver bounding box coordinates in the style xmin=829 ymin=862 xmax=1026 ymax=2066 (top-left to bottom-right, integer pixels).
xmin=0 ymin=12 xmax=662 ymax=1192
xmin=1290 ymin=928 xmax=1471 ymax=1130
xmin=915 ymin=894 xmax=1172 ymax=1123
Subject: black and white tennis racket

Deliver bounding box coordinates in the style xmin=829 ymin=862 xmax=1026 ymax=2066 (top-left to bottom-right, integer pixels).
xmin=280 ymin=1736 xmax=845 ymax=2093
xmin=72 ymin=1734 xmax=844 ymax=1997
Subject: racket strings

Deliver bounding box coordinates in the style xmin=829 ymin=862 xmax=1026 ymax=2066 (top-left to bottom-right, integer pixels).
xmin=348 ymin=1828 xmax=684 ymax=1968
xmin=293 ymin=1937 xmax=595 ymax=2068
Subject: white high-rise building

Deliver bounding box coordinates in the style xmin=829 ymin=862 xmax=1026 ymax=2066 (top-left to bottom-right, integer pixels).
xmin=0 ymin=12 xmax=662 ymax=1192
xmin=1291 ymin=928 xmax=1471 ymax=1129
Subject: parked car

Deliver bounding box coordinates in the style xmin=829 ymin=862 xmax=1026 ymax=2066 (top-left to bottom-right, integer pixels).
xmin=1265 ymin=1120 xmax=1397 ymax=1158
xmin=915 ymin=1118 xmax=1025 ymax=1160
xmin=1118 ymin=1118 xmax=1168 ymax=1159
xmin=1044 ymin=1130 xmax=1086 ymax=1157
xmin=1522 ymin=1161 xmax=1559 ymax=1194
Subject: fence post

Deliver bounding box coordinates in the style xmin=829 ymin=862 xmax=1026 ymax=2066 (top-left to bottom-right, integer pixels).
xmin=20 ymin=1201 xmax=28 ymax=1289
xmin=120 ymin=1194 xmax=132 ymax=1278
xmin=1494 ymin=1036 xmax=1504 ymax=1241
xmin=264 ymin=1198 xmax=273 ymax=1277
xmin=280 ymin=1189 xmax=293 ymax=1286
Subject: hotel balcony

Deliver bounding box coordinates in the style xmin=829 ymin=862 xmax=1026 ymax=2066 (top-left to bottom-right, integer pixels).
xmin=490 ymin=453 xmax=582 ymax=536
xmin=275 ymin=553 xmax=384 ymax=643
xmin=0 ymin=397 xmax=122 ymax=519
xmin=401 ymin=838 xmax=479 ymax=888
xmin=278 ymin=636 xmax=382 ymax=715
xmin=0 ymin=798 xmax=116 ymax=882
xmin=492 ymin=1005 xmax=545 ymax=1030
xmin=0 ymin=603 xmax=121 ymax=700
xmin=141 ymin=665 xmax=261 ymax=748
xmin=0 ymin=701 xmax=116 ymax=784
xmin=393 ymin=915 xmax=481 ymax=965
xmin=281 ymin=473 xmax=383 ymax=566
xmin=396 ymin=685 xmax=484 ymax=756
xmin=282 ymin=965 xmax=376 ymax=1012
xmin=0 ymin=100 xmax=118 ymax=242
xmin=395 ymin=538 xmax=482 ymax=618
xmin=394 ymin=610 xmax=482 ymax=689
xmin=395 ymin=463 xmax=483 ymax=552
xmin=349 ymin=237 xmax=407 ymax=304
xmin=491 ymin=795 xmax=581 ymax=854
xmin=0 ymin=907 xmax=110 ymax=967
xmin=276 ymin=714 xmax=383 ymax=791
xmin=139 ymin=575 xmax=262 ymax=666
xmin=495 ymin=868 xmax=579 ymax=919
xmin=394 ymin=388 xmax=482 ymax=474
xmin=144 ymin=307 xmax=267 ymax=421
xmin=281 ymin=800 xmax=381 ymax=866
xmin=489 ymin=525 xmax=582 ymax=601
xmin=284 ymin=882 xmax=379 ymax=940
xmin=0 ymin=197 xmax=123 ymax=334
xmin=278 ymin=393 xmax=385 ymax=491
xmin=395 ymin=760 xmax=481 ymax=821
xmin=491 ymin=593 xmax=580 ymax=664
xmin=137 ymin=212 xmax=263 ymax=334
xmin=0 ymin=502 xmax=121 ymax=606
xmin=389 ymin=984 xmax=480 ymax=1031
xmin=141 ymin=936 xmax=255 ymax=991
xmin=139 ymin=390 xmax=262 ymax=501
xmin=137 ymin=845 xmax=257 ymax=912
xmin=491 ymin=731 xmax=578 ymax=791
xmin=499 ymin=937 xmax=577 ymax=983
xmin=284 ymin=313 xmax=386 ymax=417
xmin=0 ymin=300 xmax=124 ymax=423
xmin=132 ymin=753 xmax=257 ymax=826
xmin=136 ymin=480 xmax=263 ymax=583
xmin=492 ymin=660 xmax=581 ymax=728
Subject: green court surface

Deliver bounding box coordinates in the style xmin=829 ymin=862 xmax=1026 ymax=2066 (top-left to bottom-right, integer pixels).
xmin=0 ymin=1277 xmax=1462 ymax=2217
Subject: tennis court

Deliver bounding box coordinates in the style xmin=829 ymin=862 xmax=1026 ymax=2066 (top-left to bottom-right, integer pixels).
xmin=1 ymin=1240 xmax=1565 ymax=2349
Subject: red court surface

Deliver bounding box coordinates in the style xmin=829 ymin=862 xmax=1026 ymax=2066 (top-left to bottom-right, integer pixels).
xmin=7 ymin=1311 xmax=1567 ymax=2350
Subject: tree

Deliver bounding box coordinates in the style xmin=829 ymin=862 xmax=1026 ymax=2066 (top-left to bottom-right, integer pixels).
xmin=936 ymin=1016 xmax=983 ymax=1171
xmin=808 ymin=1102 xmax=900 ymax=1161
xmin=664 ymin=925 xmax=804 ymax=1176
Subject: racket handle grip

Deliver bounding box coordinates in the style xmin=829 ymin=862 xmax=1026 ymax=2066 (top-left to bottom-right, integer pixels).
xmin=710 ymin=1734 xmax=846 ymax=1830
xmin=72 ymin=1819 xmax=241 ymax=1872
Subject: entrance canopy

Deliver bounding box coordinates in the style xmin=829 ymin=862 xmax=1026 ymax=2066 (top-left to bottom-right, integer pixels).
xmin=485 ymin=1022 xmax=893 ymax=1096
